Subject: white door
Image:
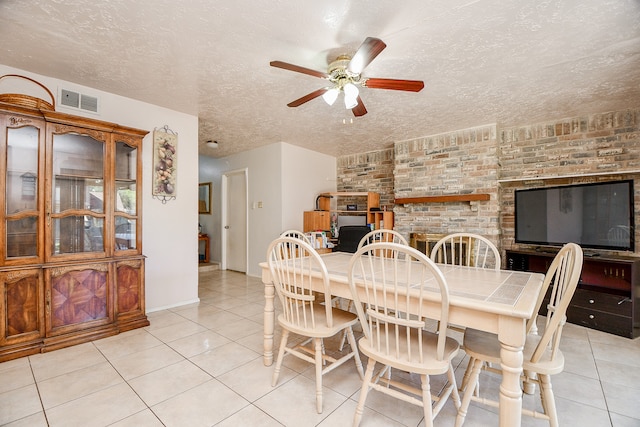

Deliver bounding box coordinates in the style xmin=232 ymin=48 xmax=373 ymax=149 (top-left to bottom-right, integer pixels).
xmin=222 ymin=169 xmax=247 ymax=272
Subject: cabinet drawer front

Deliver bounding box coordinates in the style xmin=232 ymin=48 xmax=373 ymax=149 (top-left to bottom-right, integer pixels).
xmin=567 ymin=306 xmax=632 ymax=338
xmin=571 ymin=289 xmax=632 ymax=316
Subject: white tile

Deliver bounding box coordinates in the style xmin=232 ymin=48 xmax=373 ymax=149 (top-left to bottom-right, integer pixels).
xmin=29 ymin=342 xmax=106 ymax=382
xmin=2 ymin=411 xmax=48 ymax=427
xmin=93 ymin=328 xmax=163 ymax=359
xmin=109 ymin=409 xmax=164 ymax=427
xmin=0 ymin=359 xmax=34 ymax=394
xmin=213 ymin=317 xmax=263 ymax=341
xmin=218 ymin=356 xmax=296 ymax=402
xmin=226 ymin=302 xmax=266 ymax=318
xmin=595 ymin=359 xmax=640 ymax=390
xmin=166 ymin=329 xmax=231 ymax=358
xmin=550 ymin=396 xmax=612 ymax=427
xmin=127 ymin=359 xmax=212 ymax=406
xmin=560 ymin=337 xmax=598 ymax=379
xmin=0 ymin=356 xmax=30 ymax=373
xmin=170 ymin=303 xmax=222 ymax=323
xmin=190 ymin=309 xmax=244 ymax=329
xmin=109 ymin=344 xmax=184 ymax=380
xmin=318 ymin=399 xmax=407 ymax=427
xmin=592 ymin=340 xmax=640 ymax=369
xmin=610 ymin=412 xmax=640 ymax=427
xmin=190 ymin=342 xmax=261 ymax=377
xmin=146 ymin=318 xmax=207 ymax=342
xmin=541 ymin=371 xmax=607 ymax=409
xmin=38 ymin=361 xmax=123 ymax=409
xmin=214 ymin=404 xmax=284 ymax=427
xmin=144 ymin=310 xmax=187 ymax=330
xmin=45 ymin=382 xmax=146 ymax=427
xmin=602 ymin=381 xmax=640 ymax=420
xmin=254 ymin=375 xmax=351 ymax=427
xmin=236 ymin=329 xmax=272 ymax=354
xmin=0 ymin=384 xmax=42 ymax=425
xmin=152 ymin=379 xmax=248 ymax=426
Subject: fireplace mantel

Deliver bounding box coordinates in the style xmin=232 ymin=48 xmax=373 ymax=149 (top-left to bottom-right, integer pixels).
xmin=395 ymin=194 xmax=490 ymax=204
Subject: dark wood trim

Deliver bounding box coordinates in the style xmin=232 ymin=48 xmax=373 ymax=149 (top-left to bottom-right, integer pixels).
xmin=394 ymin=194 xmax=490 ymax=204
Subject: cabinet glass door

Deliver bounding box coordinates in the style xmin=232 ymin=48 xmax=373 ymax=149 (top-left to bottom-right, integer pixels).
xmin=114 ymin=140 xmax=138 ymax=251
xmin=5 ymin=125 xmax=40 ymax=259
xmin=50 ymin=133 xmax=105 ymax=255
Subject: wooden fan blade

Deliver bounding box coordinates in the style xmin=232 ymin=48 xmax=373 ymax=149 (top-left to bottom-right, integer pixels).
xmin=363 ymin=78 xmax=424 ymax=92
xmin=347 ymin=37 xmax=387 ymax=74
xmin=270 ymin=61 xmax=329 ymax=79
xmin=352 ymin=96 xmax=367 ymax=117
xmin=287 ymin=88 xmax=328 ymax=107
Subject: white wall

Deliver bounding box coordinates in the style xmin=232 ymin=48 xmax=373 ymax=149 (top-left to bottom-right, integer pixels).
xmin=281 ymin=143 xmax=336 ymax=230
xmin=0 ymin=65 xmax=200 ymax=312
xmin=199 ymin=142 xmax=336 ymax=277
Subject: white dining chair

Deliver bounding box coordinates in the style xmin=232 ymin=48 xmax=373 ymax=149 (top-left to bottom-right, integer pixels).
xmin=357 ymin=228 xmax=408 ymax=249
xmin=337 ymin=228 xmax=409 ymax=351
xmin=280 ymin=229 xmax=311 ymax=243
xmin=430 ymin=232 xmax=500 ymax=270
xmin=455 ymin=242 xmax=583 ymax=427
xmin=347 ymin=242 xmax=461 ymax=427
xmin=430 ymin=232 xmax=501 ymax=334
xmin=267 ymin=236 xmax=364 ymax=414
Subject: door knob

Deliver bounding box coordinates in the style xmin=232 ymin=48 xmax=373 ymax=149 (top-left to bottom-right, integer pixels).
xmin=224 ymin=225 xmax=230 ymax=229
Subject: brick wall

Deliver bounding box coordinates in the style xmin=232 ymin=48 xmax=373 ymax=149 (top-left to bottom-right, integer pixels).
xmin=499 ymin=109 xmax=640 ymax=256
xmin=336 ymin=107 xmax=640 ymax=259
xmin=336 ymin=149 xmax=395 ymax=209
xmin=392 ymin=124 xmax=501 ymax=245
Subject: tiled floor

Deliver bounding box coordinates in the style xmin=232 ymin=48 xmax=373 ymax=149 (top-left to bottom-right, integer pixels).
xmin=1 ymin=268 xmax=640 ymax=426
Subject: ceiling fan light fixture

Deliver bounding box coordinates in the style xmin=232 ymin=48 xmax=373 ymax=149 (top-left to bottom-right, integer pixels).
xmin=343 ymin=83 xmax=359 ymax=109
xmin=322 ymin=88 xmax=339 ymax=105
xmin=344 ymin=93 xmax=358 ymax=109
xmin=343 ymin=82 xmax=359 ymax=98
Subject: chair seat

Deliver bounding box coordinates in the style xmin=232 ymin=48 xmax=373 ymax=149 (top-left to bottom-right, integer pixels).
xmin=278 ymin=304 xmax=359 ymax=338
xmin=463 ymin=328 xmax=565 ymax=376
xmin=358 ymin=330 xmax=460 ymax=375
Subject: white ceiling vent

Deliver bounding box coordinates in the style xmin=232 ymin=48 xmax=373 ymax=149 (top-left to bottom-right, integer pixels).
xmin=59 ymin=89 xmax=100 ymax=114
xmin=80 ymin=95 xmax=98 ymax=112
xmin=60 ymin=89 xmax=79 ymax=108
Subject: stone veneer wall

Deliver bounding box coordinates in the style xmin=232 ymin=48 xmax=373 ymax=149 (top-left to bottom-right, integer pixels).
xmin=499 ymin=109 xmax=640 ymax=256
xmin=336 ymin=107 xmax=640 ymax=260
xmin=392 ymin=124 xmax=501 ymax=243
xmin=336 ymin=149 xmax=395 ymax=209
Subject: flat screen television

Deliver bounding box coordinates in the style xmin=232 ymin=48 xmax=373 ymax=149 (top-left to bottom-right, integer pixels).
xmin=515 ymin=180 xmax=635 ymax=251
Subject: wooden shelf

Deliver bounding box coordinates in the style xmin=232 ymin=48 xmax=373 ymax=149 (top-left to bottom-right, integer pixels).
xmin=395 ymin=194 xmax=490 ymax=204
xmin=305 ymin=191 xmax=393 ymax=233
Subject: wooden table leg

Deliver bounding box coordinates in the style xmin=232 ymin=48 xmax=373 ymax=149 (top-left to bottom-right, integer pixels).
xmin=498 ymin=319 xmax=526 ymax=427
xmin=264 ymin=281 xmax=275 ymax=366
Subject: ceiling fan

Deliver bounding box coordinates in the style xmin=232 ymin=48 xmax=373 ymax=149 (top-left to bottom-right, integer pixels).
xmin=270 ymin=37 xmax=424 ymax=117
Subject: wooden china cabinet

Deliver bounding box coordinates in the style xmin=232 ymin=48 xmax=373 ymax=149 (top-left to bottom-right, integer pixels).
xmin=0 ymin=92 xmax=149 ymax=361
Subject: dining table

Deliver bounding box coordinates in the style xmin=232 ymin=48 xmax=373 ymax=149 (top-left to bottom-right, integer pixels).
xmin=260 ymin=251 xmax=545 ymax=427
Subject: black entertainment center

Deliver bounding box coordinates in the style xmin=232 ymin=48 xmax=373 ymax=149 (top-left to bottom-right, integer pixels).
xmin=506 ymin=179 xmax=638 ymax=338
xmin=507 ymin=249 xmax=639 ymax=338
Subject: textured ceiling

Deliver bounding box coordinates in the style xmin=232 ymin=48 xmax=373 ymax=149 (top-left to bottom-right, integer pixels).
xmin=1 ymin=0 xmax=639 ymax=158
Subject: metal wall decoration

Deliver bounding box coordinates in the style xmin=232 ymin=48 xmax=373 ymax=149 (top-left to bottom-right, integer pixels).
xmin=152 ymin=125 xmax=178 ymax=203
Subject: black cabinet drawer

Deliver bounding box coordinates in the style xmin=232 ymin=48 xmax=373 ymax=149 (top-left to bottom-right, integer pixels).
xmin=567 ymin=305 xmax=633 ymax=338
xmin=571 ymin=289 xmax=632 ymax=317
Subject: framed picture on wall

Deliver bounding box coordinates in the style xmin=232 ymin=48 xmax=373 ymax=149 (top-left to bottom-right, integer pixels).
xmin=199 ymin=182 xmax=212 ymax=214
xmin=152 ymin=125 xmax=177 ymax=203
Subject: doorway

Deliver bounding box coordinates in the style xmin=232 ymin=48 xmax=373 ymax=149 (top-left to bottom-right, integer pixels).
xmin=221 ymin=169 xmax=247 ymax=272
